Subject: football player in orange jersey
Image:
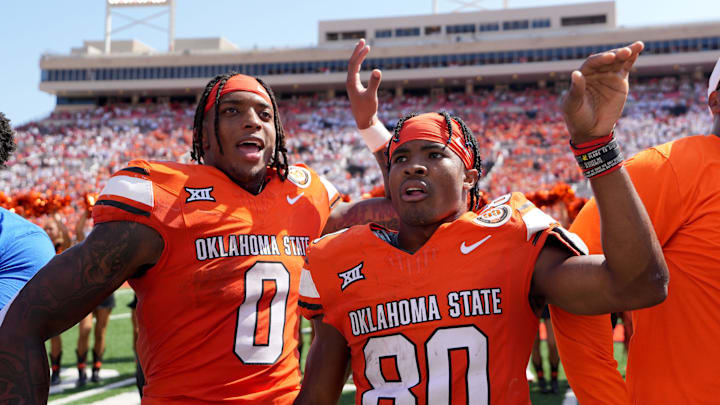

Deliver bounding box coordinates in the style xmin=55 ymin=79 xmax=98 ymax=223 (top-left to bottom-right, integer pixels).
xmin=0 ymin=41 xmax=397 ymax=404
xmin=551 ymin=57 xmax=720 ymax=405
xmin=294 ymin=41 xmax=668 ymax=405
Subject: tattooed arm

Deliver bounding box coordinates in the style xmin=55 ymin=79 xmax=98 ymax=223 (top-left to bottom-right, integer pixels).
xmin=0 ymin=221 xmax=163 ymax=404
xmin=323 ymin=39 xmax=398 ymax=235
xmin=324 ymin=198 xmax=397 ymax=234
xmin=321 ymin=132 xmax=395 ymax=234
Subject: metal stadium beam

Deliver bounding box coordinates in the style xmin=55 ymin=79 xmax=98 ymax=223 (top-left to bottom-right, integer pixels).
xmin=104 ymin=0 xmax=175 ymax=54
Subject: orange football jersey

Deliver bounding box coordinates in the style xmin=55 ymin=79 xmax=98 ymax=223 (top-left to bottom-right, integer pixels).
xmin=560 ymin=135 xmax=720 ymax=404
xmin=93 ymin=160 xmax=340 ymax=404
xmin=299 ymin=193 xmax=585 ymax=405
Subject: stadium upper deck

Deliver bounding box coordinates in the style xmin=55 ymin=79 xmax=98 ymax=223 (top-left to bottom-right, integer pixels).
xmin=39 ymin=1 xmax=720 ymax=108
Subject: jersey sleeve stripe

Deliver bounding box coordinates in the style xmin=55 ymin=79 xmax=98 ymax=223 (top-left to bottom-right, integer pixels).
xmin=319 ymin=176 xmax=340 ymax=206
xmin=95 ymin=199 xmax=151 ymax=217
xmin=522 ymin=207 xmax=557 ymax=241
xmin=298 ymin=300 xmax=322 ymax=311
xmin=329 ymin=194 xmax=342 ymax=209
xmin=299 ymin=268 xmax=321 ymax=298
xmin=552 ymin=226 xmax=589 ymax=255
xmin=119 ymin=166 xmax=150 ymax=176
xmin=100 ymin=175 xmax=154 ymax=207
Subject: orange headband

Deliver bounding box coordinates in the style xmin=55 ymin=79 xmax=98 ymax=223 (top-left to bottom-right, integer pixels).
xmin=204 ymin=74 xmax=272 ymax=113
xmin=389 ymin=113 xmax=475 ymax=169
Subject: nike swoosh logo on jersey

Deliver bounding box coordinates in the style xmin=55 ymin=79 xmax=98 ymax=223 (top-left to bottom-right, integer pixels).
xmin=460 ymin=235 xmax=492 ymax=255
xmin=287 ymin=192 xmax=304 ymax=205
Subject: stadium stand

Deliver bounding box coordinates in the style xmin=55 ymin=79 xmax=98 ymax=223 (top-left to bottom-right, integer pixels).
xmin=2 ymin=74 xmax=711 ymax=235
xmin=4 ymin=1 xmax=717 ymax=403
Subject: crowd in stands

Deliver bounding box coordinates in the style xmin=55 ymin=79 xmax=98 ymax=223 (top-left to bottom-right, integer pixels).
xmin=2 ymin=75 xmax=712 ymax=234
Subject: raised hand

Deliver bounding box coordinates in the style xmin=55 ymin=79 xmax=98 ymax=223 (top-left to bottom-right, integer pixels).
xmin=346 ymin=39 xmax=382 ymax=129
xmin=562 ymin=41 xmax=644 ymax=144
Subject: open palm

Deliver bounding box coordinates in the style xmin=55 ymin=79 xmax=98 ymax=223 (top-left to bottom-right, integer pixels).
xmin=562 ymin=41 xmax=644 ymax=143
xmin=346 ymin=39 xmax=382 ymax=129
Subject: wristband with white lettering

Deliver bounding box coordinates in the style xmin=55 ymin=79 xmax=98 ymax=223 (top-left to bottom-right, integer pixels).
xmin=570 ymin=132 xmax=624 ymax=179
xmin=358 ymin=121 xmax=392 ymax=153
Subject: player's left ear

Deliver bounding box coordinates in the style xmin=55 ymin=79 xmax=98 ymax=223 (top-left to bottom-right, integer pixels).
xmin=462 ymin=168 xmax=479 ymax=191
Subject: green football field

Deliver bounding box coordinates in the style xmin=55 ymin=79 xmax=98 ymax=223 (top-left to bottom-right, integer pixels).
xmin=46 ymin=289 xmax=627 ymax=404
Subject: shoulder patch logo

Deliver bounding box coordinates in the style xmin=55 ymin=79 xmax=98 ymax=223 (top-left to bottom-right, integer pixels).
xmin=287 ymin=166 xmax=312 ymax=189
xmin=474 ymin=204 xmax=512 ymax=228
xmin=338 ymin=263 xmax=365 ymax=291
xmin=185 ymin=186 xmax=215 ymax=203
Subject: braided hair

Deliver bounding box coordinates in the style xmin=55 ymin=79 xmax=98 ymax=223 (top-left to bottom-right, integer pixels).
xmin=191 ymin=73 xmax=289 ymax=180
xmin=386 ymin=111 xmax=484 ymax=210
xmin=0 ymin=112 xmax=17 ymax=168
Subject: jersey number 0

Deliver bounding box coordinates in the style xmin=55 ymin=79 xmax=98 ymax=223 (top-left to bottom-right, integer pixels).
xmin=234 ymin=261 xmax=290 ymax=365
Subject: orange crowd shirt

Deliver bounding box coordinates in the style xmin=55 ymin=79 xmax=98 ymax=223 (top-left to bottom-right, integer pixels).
xmin=93 ymin=160 xmax=340 ymax=405
xmin=300 ymin=192 xmax=585 ymax=405
xmin=560 ymin=135 xmax=720 ymax=404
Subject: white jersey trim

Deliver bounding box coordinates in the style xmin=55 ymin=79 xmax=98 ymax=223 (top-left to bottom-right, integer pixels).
xmin=299 ymin=268 xmax=321 ymax=299
xmin=319 ymin=175 xmax=339 ymax=206
xmin=522 ymin=207 xmax=556 ymax=241
xmin=100 ymin=175 xmax=154 ymax=207
xmin=555 ymin=227 xmax=590 ymax=255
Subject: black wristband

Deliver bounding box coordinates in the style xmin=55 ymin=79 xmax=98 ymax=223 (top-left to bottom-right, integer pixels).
xmin=573 ymin=137 xmax=624 ymax=178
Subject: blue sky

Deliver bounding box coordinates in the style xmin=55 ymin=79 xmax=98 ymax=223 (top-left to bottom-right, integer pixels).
xmin=0 ymin=0 xmax=718 ymax=125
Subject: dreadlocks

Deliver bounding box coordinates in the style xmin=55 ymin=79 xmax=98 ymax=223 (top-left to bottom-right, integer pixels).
xmin=0 ymin=112 xmax=17 ymax=168
xmin=191 ymin=73 xmax=289 ymax=180
xmin=386 ymin=111 xmax=484 ymax=210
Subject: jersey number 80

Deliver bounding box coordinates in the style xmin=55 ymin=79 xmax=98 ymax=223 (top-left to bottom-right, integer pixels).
xmin=362 ymin=325 xmax=489 ymax=405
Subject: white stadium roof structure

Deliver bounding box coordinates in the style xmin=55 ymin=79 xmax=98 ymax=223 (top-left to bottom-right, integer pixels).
xmin=39 ymin=1 xmax=720 ymax=109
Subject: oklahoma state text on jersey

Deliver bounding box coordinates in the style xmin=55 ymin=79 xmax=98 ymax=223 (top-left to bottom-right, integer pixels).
xmin=299 ymin=193 xmax=586 ymax=405
xmin=93 ymin=160 xmax=339 ymax=405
